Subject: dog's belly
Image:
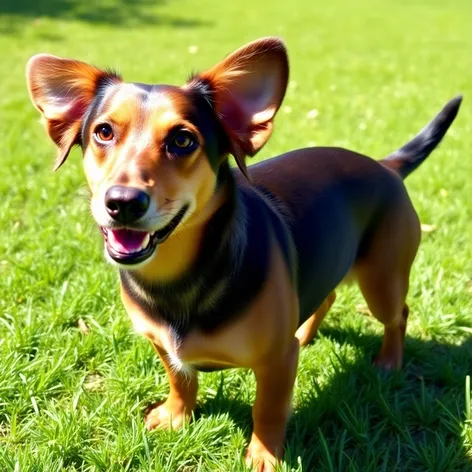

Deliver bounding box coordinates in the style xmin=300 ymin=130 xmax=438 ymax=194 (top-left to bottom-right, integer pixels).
xmin=293 ymin=200 xmax=361 ymax=323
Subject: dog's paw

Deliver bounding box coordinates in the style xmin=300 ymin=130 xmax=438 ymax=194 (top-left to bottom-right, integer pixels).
xmin=245 ymin=441 xmax=278 ymax=472
xmin=144 ymin=401 xmax=189 ymax=430
xmin=373 ymin=354 xmax=402 ymax=371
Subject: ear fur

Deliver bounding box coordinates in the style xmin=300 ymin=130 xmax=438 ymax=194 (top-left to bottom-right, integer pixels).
xmin=187 ymin=37 xmax=289 ymax=179
xmin=26 ymin=54 xmax=121 ymax=170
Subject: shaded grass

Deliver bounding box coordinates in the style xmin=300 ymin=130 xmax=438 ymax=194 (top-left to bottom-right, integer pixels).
xmin=0 ymin=0 xmax=471 ymax=470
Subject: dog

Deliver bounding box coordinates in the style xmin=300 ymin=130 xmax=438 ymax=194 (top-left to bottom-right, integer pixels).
xmin=26 ymin=37 xmax=461 ymax=471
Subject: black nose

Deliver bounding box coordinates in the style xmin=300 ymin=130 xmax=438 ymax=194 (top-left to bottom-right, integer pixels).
xmin=104 ymin=186 xmax=150 ymax=224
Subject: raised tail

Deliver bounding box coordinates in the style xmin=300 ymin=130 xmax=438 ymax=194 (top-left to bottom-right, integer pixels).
xmin=381 ymin=95 xmax=462 ymax=179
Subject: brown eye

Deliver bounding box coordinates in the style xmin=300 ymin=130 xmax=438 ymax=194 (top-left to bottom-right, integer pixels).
xmin=167 ymin=130 xmax=198 ymax=156
xmin=174 ymin=133 xmax=192 ymax=148
xmin=94 ymin=123 xmax=114 ymax=142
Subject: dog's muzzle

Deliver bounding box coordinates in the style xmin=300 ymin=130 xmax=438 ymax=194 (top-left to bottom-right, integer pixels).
xmin=101 ymin=197 xmax=189 ymax=266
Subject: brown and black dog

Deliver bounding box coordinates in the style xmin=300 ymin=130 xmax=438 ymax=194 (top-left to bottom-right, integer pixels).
xmin=26 ymin=38 xmax=461 ymax=470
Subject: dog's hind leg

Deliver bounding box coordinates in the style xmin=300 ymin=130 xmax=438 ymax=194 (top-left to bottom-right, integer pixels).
xmin=354 ymin=199 xmax=420 ymax=369
xmin=295 ymin=291 xmax=336 ymax=346
xmin=358 ymin=273 xmax=410 ymax=370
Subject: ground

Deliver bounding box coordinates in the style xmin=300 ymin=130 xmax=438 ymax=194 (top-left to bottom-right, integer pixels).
xmin=0 ymin=0 xmax=471 ymax=470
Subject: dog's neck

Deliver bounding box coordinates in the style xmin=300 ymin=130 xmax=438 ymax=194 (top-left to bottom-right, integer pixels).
xmin=132 ymin=165 xmax=237 ymax=284
xmin=119 ymin=166 xmax=252 ymax=334
xmin=121 ymin=165 xmax=244 ymax=285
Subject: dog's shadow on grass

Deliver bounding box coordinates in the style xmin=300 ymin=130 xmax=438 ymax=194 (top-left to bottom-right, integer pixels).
xmin=199 ymin=329 xmax=472 ymax=471
xmin=0 ymin=0 xmax=211 ymax=36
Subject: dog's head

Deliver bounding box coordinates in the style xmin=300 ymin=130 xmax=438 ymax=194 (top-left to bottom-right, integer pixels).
xmin=26 ymin=38 xmax=289 ymax=268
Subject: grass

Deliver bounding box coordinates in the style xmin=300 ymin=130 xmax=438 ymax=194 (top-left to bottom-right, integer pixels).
xmin=1 ymin=0 xmax=472 ymax=470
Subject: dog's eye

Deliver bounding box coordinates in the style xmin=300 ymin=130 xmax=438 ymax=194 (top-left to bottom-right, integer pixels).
xmin=174 ymin=133 xmax=193 ymax=148
xmin=167 ymin=130 xmax=198 ymax=156
xmin=94 ymin=124 xmax=114 ymax=143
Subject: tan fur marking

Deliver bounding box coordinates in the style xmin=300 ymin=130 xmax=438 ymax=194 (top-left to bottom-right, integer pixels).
xmin=296 ymin=291 xmax=336 ymax=346
xmin=145 ymin=342 xmax=198 ymax=430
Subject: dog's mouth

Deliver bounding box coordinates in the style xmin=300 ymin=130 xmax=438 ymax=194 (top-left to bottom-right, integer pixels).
xmin=101 ymin=205 xmax=189 ymax=265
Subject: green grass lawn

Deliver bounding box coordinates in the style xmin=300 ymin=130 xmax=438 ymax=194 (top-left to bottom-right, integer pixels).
xmin=1 ymin=0 xmax=472 ymax=470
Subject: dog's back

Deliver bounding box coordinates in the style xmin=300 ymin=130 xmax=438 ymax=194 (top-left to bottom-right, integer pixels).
xmin=242 ymin=95 xmax=462 ymax=324
xmin=241 ymin=148 xmax=402 ymax=322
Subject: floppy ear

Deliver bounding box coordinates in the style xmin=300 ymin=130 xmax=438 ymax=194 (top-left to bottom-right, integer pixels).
xmin=26 ymin=54 xmax=121 ymax=170
xmin=188 ymin=37 xmax=289 ymax=179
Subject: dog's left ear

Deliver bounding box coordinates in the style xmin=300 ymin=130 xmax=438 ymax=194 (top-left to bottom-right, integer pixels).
xmin=188 ymin=37 xmax=289 ymax=178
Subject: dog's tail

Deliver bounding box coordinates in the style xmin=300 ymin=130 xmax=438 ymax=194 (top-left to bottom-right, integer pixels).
xmin=381 ymin=95 xmax=462 ymax=179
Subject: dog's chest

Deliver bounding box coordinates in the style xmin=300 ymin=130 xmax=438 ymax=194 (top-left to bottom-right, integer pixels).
xmin=122 ymin=238 xmax=297 ymax=373
xmin=130 ymin=307 xmax=257 ymax=371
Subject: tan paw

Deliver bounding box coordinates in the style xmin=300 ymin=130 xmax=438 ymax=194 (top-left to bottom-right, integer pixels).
xmin=245 ymin=442 xmax=278 ymax=472
xmin=373 ymin=354 xmax=402 ymax=370
xmin=144 ymin=401 xmax=189 ymax=430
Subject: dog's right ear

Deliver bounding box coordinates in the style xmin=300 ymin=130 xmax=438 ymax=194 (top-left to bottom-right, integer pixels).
xmin=26 ymin=54 xmax=121 ymax=170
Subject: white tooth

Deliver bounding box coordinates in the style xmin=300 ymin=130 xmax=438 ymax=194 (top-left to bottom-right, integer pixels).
xmin=142 ymin=233 xmax=150 ymax=249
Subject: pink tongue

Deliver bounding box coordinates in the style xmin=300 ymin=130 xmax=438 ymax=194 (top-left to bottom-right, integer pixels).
xmin=107 ymin=229 xmax=149 ymax=254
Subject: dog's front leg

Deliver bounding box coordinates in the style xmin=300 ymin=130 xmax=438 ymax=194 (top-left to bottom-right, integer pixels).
xmin=246 ymin=338 xmax=299 ymax=471
xmin=145 ymin=343 xmax=198 ymax=430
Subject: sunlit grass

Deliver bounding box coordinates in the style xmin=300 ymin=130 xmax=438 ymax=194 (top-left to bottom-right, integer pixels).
xmin=0 ymin=0 xmax=471 ymax=470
